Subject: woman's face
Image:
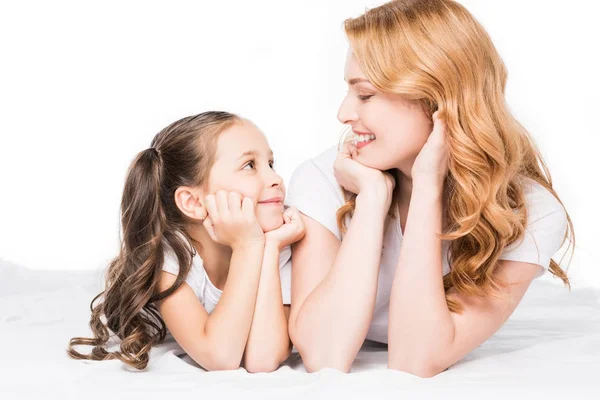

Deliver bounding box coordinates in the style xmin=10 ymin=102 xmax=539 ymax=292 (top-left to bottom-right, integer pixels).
xmin=205 ymin=120 xmax=285 ymax=232
xmin=337 ymin=50 xmax=433 ymax=175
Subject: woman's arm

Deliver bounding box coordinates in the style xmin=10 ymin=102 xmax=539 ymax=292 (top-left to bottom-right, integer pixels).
xmin=157 ymin=242 xmax=264 ymax=371
xmin=242 ymin=240 xmax=292 ymax=373
xmin=289 ymin=188 xmax=389 ymax=372
xmin=387 ymin=115 xmax=542 ymax=377
xmin=387 ymin=181 xmax=540 ymax=377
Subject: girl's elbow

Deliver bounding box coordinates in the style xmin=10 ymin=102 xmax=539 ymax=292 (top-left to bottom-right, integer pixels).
xmin=199 ymin=352 xmax=242 ymax=372
xmin=244 ymin=357 xmax=281 ymax=373
xmin=244 ymin=345 xmax=290 ymax=373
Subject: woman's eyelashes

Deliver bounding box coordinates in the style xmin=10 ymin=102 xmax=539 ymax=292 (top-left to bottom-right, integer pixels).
xmin=358 ymin=94 xmax=374 ymax=101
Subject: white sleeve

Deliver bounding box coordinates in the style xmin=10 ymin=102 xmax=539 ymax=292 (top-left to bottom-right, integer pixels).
xmin=285 ymin=159 xmax=344 ymax=240
xmin=499 ymin=207 xmax=568 ymax=275
xmin=161 ymin=250 xmax=203 ymax=299
xmin=278 ymin=245 xmax=292 ymax=305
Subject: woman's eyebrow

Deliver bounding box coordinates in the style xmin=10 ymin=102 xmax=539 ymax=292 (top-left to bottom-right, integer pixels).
xmin=346 ymin=77 xmax=370 ymax=85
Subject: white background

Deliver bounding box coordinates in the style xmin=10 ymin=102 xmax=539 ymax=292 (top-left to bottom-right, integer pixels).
xmin=1 ymin=0 xmax=598 ymax=288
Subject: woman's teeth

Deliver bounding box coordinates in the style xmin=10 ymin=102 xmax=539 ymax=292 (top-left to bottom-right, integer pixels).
xmin=353 ymin=134 xmax=376 ymax=144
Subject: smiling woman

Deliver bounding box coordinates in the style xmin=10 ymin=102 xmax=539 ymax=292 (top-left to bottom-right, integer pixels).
xmin=285 ymin=0 xmax=575 ymax=377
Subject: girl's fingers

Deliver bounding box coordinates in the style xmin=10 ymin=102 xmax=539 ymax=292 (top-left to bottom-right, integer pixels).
xmin=202 ymin=216 xmax=217 ymax=242
xmin=204 ymin=195 xmax=220 ymax=224
xmin=228 ymin=191 xmax=243 ymax=218
xmin=241 ymin=196 xmax=255 ymax=219
xmin=216 ymin=190 xmax=231 ymax=220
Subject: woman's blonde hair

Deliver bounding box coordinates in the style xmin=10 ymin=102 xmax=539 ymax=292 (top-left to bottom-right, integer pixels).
xmin=337 ymin=0 xmax=574 ymax=312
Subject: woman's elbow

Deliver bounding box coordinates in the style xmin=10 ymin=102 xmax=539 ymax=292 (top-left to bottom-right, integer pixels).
xmin=388 ymin=358 xmax=446 ymax=378
xmin=293 ymin=338 xmax=352 ymax=373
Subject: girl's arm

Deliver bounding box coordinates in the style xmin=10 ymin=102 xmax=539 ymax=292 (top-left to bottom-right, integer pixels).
xmin=242 ymin=241 xmax=292 ymax=372
xmin=289 ymin=187 xmax=389 ymax=372
xmin=157 ymin=241 xmax=264 ymax=371
xmin=387 ymin=181 xmax=541 ymax=378
xmin=243 ymin=206 xmax=304 ymax=372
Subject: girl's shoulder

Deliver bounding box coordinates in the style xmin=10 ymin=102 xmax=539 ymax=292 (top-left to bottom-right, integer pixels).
xmin=161 ymin=241 xmax=207 ymax=299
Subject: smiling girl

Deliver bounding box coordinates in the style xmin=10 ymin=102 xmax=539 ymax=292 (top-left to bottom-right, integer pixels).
xmin=68 ymin=111 xmax=304 ymax=372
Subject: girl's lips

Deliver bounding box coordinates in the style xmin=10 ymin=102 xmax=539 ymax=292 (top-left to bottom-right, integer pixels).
xmin=258 ymin=197 xmax=283 ymax=205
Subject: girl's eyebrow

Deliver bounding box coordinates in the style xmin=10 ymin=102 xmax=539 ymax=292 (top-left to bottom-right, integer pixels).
xmin=237 ymin=149 xmax=274 ymax=161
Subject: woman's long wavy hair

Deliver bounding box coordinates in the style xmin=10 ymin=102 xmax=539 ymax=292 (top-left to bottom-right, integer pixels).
xmin=67 ymin=111 xmax=241 ymax=369
xmin=337 ymin=0 xmax=574 ymax=312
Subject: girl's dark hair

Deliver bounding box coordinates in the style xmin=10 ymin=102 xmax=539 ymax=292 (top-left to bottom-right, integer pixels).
xmin=67 ymin=111 xmax=241 ymax=369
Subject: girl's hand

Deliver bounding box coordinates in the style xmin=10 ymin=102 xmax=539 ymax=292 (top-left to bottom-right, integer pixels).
xmin=411 ymin=111 xmax=449 ymax=189
xmin=333 ymin=142 xmax=395 ymax=210
xmin=203 ymin=191 xmax=265 ymax=250
xmin=265 ymin=206 xmax=305 ymax=250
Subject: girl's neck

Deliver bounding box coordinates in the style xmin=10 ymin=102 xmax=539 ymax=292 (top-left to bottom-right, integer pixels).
xmin=187 ymin=224 xmax=232 ymax=291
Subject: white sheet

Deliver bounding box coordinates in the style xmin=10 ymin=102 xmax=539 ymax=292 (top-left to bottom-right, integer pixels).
xmin=1 ymin=260 xmax=599 ymax=400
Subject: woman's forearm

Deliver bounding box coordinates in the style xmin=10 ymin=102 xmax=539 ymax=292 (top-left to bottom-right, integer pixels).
xmin=388 ymin=182 xmax=454 ymax=374
xmin=243 ymin=241 xmax=291 ymax=372
xmin=292 ymin=192 xmax=388 ymax=371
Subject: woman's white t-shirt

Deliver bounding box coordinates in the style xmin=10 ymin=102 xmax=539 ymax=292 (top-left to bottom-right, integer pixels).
xmin=285 ymin=146 xmax=568 ymax=344
xmin=161 ymin=244 xmax=292 ymax=314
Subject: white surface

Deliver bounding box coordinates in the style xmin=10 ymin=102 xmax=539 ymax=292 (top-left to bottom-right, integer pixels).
xmin=0 ymin=0 xmax=598 ymax=290
xmin=1 ymin=260 xmax=599 ymax=399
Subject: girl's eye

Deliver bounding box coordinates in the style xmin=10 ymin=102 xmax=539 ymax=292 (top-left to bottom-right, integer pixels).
xmin=243 ymin=160 xmax=255 ymax=170
xmin=358 ymin=94 xmax=374 ymax=101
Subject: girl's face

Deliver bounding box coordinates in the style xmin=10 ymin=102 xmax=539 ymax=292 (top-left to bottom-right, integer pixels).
xmin=205 ymin=120 xmax=285 ymax=232
xmin=337 ymin=50 xmax=433 ymax=175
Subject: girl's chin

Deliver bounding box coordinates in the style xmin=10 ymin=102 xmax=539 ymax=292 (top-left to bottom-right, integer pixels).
xmin=259 ymin=216 xmax=284 ymax=233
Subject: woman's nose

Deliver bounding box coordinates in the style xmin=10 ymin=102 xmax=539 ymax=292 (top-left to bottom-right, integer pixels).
xmin=337 ymin=94 xmax=358 ymax=124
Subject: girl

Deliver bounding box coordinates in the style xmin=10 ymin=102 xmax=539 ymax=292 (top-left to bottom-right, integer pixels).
xmin=285 ymin=0 xmax=574 ymax=377
xmin=68 ymin=111 xmax=304 ymax=372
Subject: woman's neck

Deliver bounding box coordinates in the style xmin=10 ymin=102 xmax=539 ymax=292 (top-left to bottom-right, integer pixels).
xmin=187 ymin=223 xmax=232 ymax=291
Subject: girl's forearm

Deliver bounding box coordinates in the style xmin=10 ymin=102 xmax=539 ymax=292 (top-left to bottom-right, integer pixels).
xmin=203 ymin=242 xmax=264 ymax=369
xmin=243 ymin=241 xmax=291 ymax=372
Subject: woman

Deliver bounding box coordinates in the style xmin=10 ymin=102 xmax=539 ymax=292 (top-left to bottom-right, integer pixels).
xmin=285 ymin=0 xmax=573 ymax=377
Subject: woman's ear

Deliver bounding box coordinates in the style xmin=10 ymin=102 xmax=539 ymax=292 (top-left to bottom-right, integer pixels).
xmin=174 ymin=186 xmax=207 ymax=221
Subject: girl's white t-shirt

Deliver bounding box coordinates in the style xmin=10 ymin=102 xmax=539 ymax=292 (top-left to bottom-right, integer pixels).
xmin=161 ymin=244 xmax=292 ymax=314
xmin=285 ymin=146 xmax=568 ymax=344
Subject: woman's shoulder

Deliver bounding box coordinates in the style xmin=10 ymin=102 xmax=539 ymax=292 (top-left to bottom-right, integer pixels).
xmin=291 ymin=146 xmax=338 ymax=180
xmin=287 ymin=145 xmax=343 ymax=200
xmin=522 ymin=178 xmax=565 ymax=221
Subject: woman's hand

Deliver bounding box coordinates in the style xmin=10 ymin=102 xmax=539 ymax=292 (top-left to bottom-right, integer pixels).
xmin=203 ymin=191 xmax=265 ymax=250
xmin=264 ymin=206 xmax=305 ymax=250
xmin=411 ymin=111 xmax=449 ymax=189
xmin=333 ymin=142 xmax=395 ymax=210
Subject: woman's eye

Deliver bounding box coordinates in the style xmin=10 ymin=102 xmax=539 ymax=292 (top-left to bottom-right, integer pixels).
xmin=358 ymin=94 xmax=374 ymax=101
xmin=269 ymin=161 xmax=275 ymax=169
xmin=243 ymin=161 xmax=255 ymax=170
